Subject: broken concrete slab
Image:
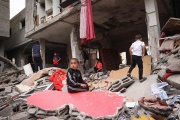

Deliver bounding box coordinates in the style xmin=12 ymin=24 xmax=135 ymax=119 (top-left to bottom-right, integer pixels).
xmin=10 ymin=112 xmax=28 ymax=120
xmin=108 ymin=77 xmax=134 ymax=92
xmin=0 ymin=105 xmax=13 ymax=117
xmin=7 ymin=91 xmax=19 ymax=99
xmin=44 ymin=116 xmax=59 ymax=120
xmin=167 ymin=75 xmax=180 ymax=89
xmin=0 ymin=55 xmax=20 ymax=71
xmin=15 ymin=84 xmax=32 ymax=93
xmin=4 ymin=87 xmax=12 ymax=94
xmin=124 ymin=75 xmax=158 ymax=101
xmin=157 ymin=69 xmax=166 ymax=80
xmin=17 ymin=74 xmax=27 ymax=83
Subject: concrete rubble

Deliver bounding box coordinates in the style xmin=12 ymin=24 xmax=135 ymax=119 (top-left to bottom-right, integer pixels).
xmin=0 ymin=39 xmax=180 ymax=119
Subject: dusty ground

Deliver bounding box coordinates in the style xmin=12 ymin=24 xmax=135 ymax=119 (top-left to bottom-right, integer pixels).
xmin=124 ymin=75 xmax=158 ymax=101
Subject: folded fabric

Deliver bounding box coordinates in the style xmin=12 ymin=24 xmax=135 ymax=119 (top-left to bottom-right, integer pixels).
xmin=138 ymin=96 xmax=173 ymax=116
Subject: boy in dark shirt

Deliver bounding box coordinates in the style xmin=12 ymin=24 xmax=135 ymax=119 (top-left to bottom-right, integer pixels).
xmin=67 ymin=58 xmax=89 ymax=93
xmin=53 ymin=52 xmax=61 ymax=67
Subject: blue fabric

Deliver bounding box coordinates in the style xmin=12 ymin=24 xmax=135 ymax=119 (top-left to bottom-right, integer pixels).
xmin=32 ymin=44 xmax=40 ymax=57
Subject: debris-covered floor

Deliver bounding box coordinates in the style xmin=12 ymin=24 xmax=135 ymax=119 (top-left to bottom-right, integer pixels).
xmin=0 ymin=18 xmax=180 ymax=120
xmin=0 ymin=47 xmax=180 ymax=120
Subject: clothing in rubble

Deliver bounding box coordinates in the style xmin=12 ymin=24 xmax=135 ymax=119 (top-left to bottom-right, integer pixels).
xmin=67 ymin=68 xmax=89 ymax=93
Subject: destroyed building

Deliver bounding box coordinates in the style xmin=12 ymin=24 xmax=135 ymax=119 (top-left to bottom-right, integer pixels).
xmin=0 ymin=0 xmax=179 ymax=73
xmin=0 ymin=0 xmax=10 ymax=73
xmin=0 ymin=0 xmax=180 ymax=119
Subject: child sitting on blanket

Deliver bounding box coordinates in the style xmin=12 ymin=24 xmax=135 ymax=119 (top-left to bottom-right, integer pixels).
xmin=67 ymin=58 xmax=89 ymax=93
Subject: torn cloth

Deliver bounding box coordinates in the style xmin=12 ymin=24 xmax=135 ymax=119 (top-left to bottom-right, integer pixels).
xmin=80 ymin=0 xmax=95 ymax=44
xmin=50 ymin=69 xmax=66 ymax=91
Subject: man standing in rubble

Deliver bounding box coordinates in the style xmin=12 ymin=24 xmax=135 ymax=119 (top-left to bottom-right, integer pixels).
xmin=127 ymin=34 xmax=146 ymax=82
xmin=32 ymin=40 xmax=43 ymax=72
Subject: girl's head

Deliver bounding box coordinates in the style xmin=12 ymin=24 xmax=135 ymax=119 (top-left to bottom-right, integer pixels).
xmin=70 ymin=58 xmax=79 ymax=70
xmin=54 ymin=52 xmax=57 ymax=56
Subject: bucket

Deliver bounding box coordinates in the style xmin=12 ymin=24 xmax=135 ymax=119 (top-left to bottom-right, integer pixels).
xmin=23 ymin=63 xmax=33 ymax=76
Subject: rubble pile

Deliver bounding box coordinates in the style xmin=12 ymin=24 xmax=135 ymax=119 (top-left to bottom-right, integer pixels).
xmin=0 ymin=66 xmax=63 ymax=119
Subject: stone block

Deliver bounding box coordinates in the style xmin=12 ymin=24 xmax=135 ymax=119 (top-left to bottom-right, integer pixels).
xmin=167 ymin=75 xmax=180 ymax=90
xmin=15 ymin=84 xmax=32 ymax=93
xmin=10 ymin=112 xmax=28 ymax=120
xmin=4 ymin=87 xmax=12 ymax=94
xmin=18 ymin=74 xmax=27 ymax=82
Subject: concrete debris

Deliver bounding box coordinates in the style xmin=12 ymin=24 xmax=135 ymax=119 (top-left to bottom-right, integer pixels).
xmin=108 ymin=76 xmax=135 ymax=92
xmin=167 ymin=75 xmax=180 ymax=90
xmin=0 ymin=55 xmax=20 ymax=71
xmin=0 ymin=67 xmax=66 ymax=119
xmin=15 ymin=84 xmax=32 ymax=93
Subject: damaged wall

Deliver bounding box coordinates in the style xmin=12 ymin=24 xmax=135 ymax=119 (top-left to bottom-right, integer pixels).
xmin=4 ymin=9 xmax=31 ymax=51
xmin=6 ymin=47 xmax=26 ymax=67
xmin=25 ymin=0 xmax=35 ymax=35
xmin=0 ymin=40 xmax=4 ymax=72
xmin=0 ymin=0 xmax=10 ymax=37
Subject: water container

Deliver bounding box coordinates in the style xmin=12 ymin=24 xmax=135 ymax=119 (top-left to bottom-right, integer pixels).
xmin=23 ymin=63 xmax=33 ymax=76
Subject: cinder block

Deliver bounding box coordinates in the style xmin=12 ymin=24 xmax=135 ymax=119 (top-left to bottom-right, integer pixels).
xmin=10 ymin=112 xmax=28 ymax=120
xmin=4 ymin=87 xmax=12 ymax=94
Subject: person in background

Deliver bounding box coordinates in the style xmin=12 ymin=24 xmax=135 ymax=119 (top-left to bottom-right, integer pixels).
xmin=94 ymin=59 xmax=103 ymax=73
xmin=32 ymin=40 xmax=43 ymax=72
xmin=53 ymin=52 xmax=61 ymax=67
xmin=80 ymin=45 xmax=89 ymax=71
xmin=67 ymin=58 xmax=89 ymax=93
xmin=127 ymin=34 xmax=146 ymax=82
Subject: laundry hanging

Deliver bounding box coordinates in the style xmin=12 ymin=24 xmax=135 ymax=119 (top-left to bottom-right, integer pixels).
xmin=80 ymin=0 xmax=96 ymax=44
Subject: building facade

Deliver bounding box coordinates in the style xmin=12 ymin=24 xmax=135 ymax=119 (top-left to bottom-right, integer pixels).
xmin=0 ymin=0 xmax=10 ymax=72
xmin=2 ymin=0 xmax=180 ymax=72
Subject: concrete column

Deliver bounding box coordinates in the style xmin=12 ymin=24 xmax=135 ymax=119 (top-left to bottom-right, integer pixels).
xmin=0 ymin=40 xmax=4 ymax=73
xmin=53 ymin=0 xmax=60 ymax=16
xmin=145 ymin=0 xmax=161 ymax=67
xmin=70 ymin=25 xmax=83 ymax=73
xmin=39 ymin=39 xmax=45 ymax=68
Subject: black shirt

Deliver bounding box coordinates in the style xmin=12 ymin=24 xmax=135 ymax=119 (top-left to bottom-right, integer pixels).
xmin=67 ymin=68 xmax=85 ymax=87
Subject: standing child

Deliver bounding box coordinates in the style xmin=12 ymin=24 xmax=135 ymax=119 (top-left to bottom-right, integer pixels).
xmin=127 ymin=34 xmax=146 ymax=82
xmin=67 ymin=58 xmax=89 ymax=93
xmin=53 ymin=52 xmax=61 ymax=67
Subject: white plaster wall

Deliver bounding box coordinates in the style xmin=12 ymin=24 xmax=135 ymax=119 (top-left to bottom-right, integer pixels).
xmin=45 ymin=0 xmax=53 ymax=11
xmin=37 ymin=3 xmax=46 ymax=24
xmin=53 ymin=0 xmax=60 ymax=17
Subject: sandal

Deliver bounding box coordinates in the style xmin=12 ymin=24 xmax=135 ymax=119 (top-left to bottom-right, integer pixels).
xmin=139 ymin=77 xmax=147 ymax=83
